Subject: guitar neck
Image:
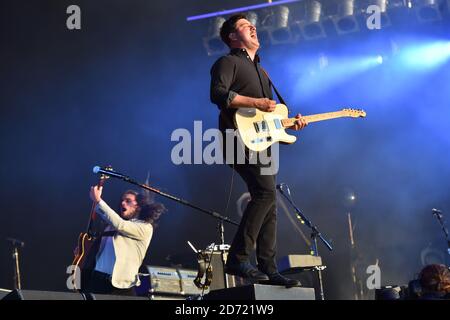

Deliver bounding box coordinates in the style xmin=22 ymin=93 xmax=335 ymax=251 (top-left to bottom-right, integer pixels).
xmin=86 ymin=177 xmax=107 ymax=234
xmin=281 ymin=111 xmax=349 ymax=127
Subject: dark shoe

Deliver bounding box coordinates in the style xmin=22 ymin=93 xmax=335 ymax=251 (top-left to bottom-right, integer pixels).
xmin=261 ymin=272 xmax=301 ymax=288
xmin=225 ymin=262 xmax=269 ymax=281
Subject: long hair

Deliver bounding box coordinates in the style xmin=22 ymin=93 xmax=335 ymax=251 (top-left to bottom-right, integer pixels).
xmin=139 ymin=202 xmax=167 ymax=228
xmin=419 ymin=264 xmax=450 ymax=294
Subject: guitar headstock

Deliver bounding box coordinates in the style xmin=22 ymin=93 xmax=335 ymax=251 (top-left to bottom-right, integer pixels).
xmin=98 ymin=165 xmax=113 ymax=187
xmin=342 ymin=108 xmax=367 ymax=118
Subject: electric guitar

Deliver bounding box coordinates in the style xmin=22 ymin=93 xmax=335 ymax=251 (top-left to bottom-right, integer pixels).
xmin=71 ymin=166 xmax=112 ymax=290
xmin=234 ymin=104 xmax=366 ymax=152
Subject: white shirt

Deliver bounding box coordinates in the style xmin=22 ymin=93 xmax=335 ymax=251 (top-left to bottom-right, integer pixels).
xmin=95 ymin=236 xmax=115 ymax=275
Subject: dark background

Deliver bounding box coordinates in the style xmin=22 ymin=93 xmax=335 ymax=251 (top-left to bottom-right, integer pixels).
xmin=1 ymin=0 xmax=449 ymax=299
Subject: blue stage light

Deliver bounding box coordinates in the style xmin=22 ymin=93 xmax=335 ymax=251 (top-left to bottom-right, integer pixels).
xmin=376 ymin=55 xmax=384 ymax=64
xmin=186 ymin=0 xmax=301 ymax=22
xmin=399 ymin=41 xmax=450 ymax=70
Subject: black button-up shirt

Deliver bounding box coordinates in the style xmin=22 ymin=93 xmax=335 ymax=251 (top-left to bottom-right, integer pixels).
xmin=210 ymin=48 xmax=273 ymax=131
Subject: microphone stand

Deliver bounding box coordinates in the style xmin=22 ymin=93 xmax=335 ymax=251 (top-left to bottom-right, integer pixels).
xmin=93 ymin=167 xmax=239 ymax=290
xmin=6 ymin=238 xmax=24 ymax=290
xmin=277 ymin=183 xmax=332 ymax=300
xmin=431 ymin=209 xmax=450 ymax=257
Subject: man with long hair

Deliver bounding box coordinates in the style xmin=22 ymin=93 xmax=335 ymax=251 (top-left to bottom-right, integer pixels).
xmin=86 ymin=187 xmax=166 ymax=295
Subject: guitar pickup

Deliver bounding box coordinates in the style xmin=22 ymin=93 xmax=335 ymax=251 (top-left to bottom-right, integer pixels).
xmin=274 ymin=119 xmax=282 ymax=129
xmin=253 ymin=121 xmax=268 ymax=133
xmin=261 ymin=121 xmax=267 ymax=131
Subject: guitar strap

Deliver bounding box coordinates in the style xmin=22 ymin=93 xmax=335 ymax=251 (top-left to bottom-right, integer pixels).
xmin=101 ymin=231 xmax=117 ymax=237
xmin=260 ymin=68 xmax=288 ymax=108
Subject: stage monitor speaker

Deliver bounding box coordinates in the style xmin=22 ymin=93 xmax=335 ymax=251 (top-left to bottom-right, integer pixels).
xmin=2 ymin=289 xmax=151 ymax=300
xmin=88 ymin=293 xmax=148 ymax=300
xmin=2 ymin=289 xmax=86 ymax=300
xmin=205 ymin=284 xmax=315 ymax=300
xmin=0 ymin=289 xmax=12 ymax=300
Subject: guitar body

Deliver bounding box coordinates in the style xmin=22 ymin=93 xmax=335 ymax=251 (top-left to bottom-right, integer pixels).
xmin=234 ymin=104 xmax=297 ymax=152
xmin=72 ymin=232 xmax=95 ymax=269
xmin=235 ymin=104 xmax=366 ymax=152
xmin=72 ymin=232 xmax=100 ymax=290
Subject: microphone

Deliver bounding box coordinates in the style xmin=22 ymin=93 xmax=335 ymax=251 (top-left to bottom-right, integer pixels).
xmin=277 ymin=183 xmax=291 ymax=196
xmin=92 ymin=166 xmax=129 ymax=180
xmin=6 ymin=238 xmax=25 ymax=248
xmin=432 ymin=208 xmax=443 ymax=219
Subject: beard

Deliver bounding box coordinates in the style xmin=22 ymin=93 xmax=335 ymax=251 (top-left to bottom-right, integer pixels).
xmin=120 ymin=207 xmax=138 ymax=220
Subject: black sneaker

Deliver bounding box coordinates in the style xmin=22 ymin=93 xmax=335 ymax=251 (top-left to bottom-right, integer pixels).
xmin=225 ymin=262 xmax=269 ymax=281
xmin=261 ymin=272 xmax=301 ymax=288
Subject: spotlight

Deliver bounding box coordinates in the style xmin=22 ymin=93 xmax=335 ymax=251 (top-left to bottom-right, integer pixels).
xmin=299 ymin=0 xmax=327 ymax=40
xmin=415 ymin=0 xmax=442 ymax=23
xmin=342 ymin=188 xmax=357 ymax=207
xmin=333 ymin=0 xmax=360 ymax=35
xmin=376 ymin=55 xmax=384 ymax=64
xmin=203 ymin=16 xmax=227 ymax=56
xmin=269 ymin=6 xmax=296 ymax=45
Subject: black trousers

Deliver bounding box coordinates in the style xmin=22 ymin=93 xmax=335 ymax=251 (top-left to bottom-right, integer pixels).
xmin=228 ymin=163 xmax=278 ymax=275
xmin=87 ymin=270 xmax=135 ymax=296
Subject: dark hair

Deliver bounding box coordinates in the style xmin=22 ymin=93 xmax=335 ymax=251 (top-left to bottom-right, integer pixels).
xmin=419 ymin=264 xmax=450 ymax=294
xmin=220 ymin=14 xmax=247 ymax=47
xmin=139 ymin=202 xmax=167 ymax=228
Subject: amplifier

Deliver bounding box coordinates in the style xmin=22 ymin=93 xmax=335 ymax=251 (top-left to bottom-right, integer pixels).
xmin=147 ymin=266 xmax=182 ymax=295
xmin=207 ymin=250 xmax=237 ymax=290
xmin=135 ymin=266 xmax=206 ymax=297
xmin=178 ymin=268 xmax=209 ymax=295
xmin=278 ymin=255 xmax=323 ymax=274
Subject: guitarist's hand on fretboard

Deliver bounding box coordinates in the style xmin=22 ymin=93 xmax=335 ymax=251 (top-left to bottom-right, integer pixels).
xmin=289 ymin=114 xmax=309 ymax=131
